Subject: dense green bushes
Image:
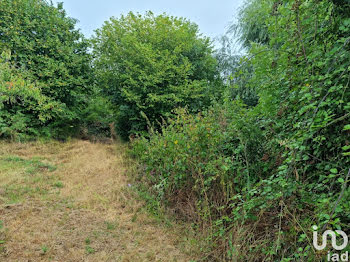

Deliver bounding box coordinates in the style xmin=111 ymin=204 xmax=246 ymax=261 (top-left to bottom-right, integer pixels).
xmin=93 ymin=12 xmax=223 ymax=139
xmin=0 ymin=53 xmax=64 ymax=140
xmin=80 ymin=90 xmax=116 ymax=140
xmin=0 ymin=0 xmax=93 ymax=139
xmin=132 ymin=108 xmax=231 ymax=212
xmin=131 ymin=0 xmax=350 ymax=261
xmin=131 ymin=103 xmax=277 ymax=260
xmin=1 ymin=0 xmax=349 ymax=260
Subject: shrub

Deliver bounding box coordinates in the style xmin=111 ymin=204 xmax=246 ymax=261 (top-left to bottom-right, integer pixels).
xmin=131 ymin=1 xmax=350 ymax=260
xmin=80 ymin=88 xmax=116 ymax=140
xmin=93 ymin=12 xmax=223 ymax=138
xmin=0 ymin=0 xmax=93 ymax=137
xmin=132 ymin=108 xmax=228 ymax=210
xmin=0 ymin=53 xmax=64 ymax=140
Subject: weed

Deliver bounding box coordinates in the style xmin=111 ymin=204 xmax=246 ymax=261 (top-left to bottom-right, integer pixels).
xmin=105 ymin=221 xmax=117 ymax=230
xmin=85 ymin=238 xmax=91 ymax=245
xmin=41 ymin=245 xmax=48 ymax=254
xmin=53 ymin=181 xmax=64 ymax=188
xmin=85 ymin=245 xmax=95 ymax=254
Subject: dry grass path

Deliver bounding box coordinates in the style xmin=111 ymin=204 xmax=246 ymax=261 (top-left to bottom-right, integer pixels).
xmin=0 ymin=140 xmax=196 ymax=262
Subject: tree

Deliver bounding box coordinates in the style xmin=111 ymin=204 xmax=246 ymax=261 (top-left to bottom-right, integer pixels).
xmin=215 ymin=36 xmax=259 ymax=107
xmin=0 ymin=0 xmax=93 ymax=137
xmin=215 ymin=35 xmax=241 ymax=83
xmin=229 ymin=0 xmax=272 ymax=49
xmin=92 ymin=12 xmax=222 ymax=138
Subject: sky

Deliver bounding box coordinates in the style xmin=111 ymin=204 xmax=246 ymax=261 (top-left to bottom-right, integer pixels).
xmin=53 ymin=0 xmax=245 ymax=44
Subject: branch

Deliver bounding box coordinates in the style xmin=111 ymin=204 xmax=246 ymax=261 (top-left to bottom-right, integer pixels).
xmin=322 ymin=168 xmax=350 ymax=231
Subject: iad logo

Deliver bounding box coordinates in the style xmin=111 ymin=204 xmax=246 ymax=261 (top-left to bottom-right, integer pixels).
xmin=313 ymin=225 xmax=348 ymax=251
xmin=313 ymin=225 xmax=349 ymax=261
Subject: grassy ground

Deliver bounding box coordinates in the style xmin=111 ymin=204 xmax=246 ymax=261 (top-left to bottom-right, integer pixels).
xmin=0 ymin=140 xmax=198 ymax=262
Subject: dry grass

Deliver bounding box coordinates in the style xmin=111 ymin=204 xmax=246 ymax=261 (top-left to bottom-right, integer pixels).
xmin=0 ymin=140 xmax=198 ymax=262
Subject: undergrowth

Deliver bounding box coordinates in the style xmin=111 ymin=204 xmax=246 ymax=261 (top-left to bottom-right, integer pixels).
xmin=130 ymin=1 xmax=350 ymax=259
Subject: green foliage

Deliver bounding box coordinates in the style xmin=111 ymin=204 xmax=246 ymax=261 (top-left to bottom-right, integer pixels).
xmin=131 ymin=104 xmax=271 ymax=259
xmin=132 ymin=108 xmax=230 ymax=204
xmin=41 ymin=245 xmax=48 ymax=255
xmin=93 ymin=12 xmax=222 ymax=138
xmin=0 ymin=55 xmax=64 ymax=140
xmin=214 ymin=36 xmax=241 ymax=83
xmin=215 ymin=29 xmax=259 ymax=107
xmin=85 ymin=245 xmax=95 ymax=254
xmin=230 ymin=0 xmax=272 ymax=48
xmin=0 ymin=0 xmax=348 ymax=259
xmin=0 ymin=0 xmax=93 ymax=138
xmin=132 ymin=0 xmax=350 ymax=260
xmin=80 ymin=88 xmax=116 ymax=139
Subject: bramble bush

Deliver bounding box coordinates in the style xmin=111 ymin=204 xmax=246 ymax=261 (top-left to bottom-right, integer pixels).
xmin=132 ymin=108 xmax=231 ymax=216
xmin=131 ymin=101 xmax=283 ymax=260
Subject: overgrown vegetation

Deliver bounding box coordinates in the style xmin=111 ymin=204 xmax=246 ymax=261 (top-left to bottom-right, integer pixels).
xmin=0 ymin=0 xmax=93 ymax=139
xmin=92 ymin=12 xmax=223 ymax=138
xmin=0 ymin=55 xmax=64 ymax=140
xmin=131 ymin=0 xmax=350 ymax=261
xmin=1 ymin=0 xmax=349 ymax=261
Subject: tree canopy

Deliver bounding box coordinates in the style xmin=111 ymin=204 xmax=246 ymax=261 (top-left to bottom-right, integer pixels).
xmin=92 ymin=12 xmax=222 ymax=138
xmin=0 ymin=0 xmax=92 ymax=137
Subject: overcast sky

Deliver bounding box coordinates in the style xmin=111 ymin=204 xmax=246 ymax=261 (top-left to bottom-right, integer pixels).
xmin=53 ymin=0 xmax=245 ymax=42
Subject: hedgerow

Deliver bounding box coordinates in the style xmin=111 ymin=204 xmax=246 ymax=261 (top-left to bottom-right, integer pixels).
xmin=0 ymin=0 xmax=93 ymax=138
xmin=0 ymin=52 xmax=65 ymax=140
xmin=131 ymin=0 xmax=350 ymax=261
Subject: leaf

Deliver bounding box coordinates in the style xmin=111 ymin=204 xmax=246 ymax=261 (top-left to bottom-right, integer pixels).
xmin=338 ymin=178 xmax=345 ymax=183
xmin=342 ymin=145 xmax=350 ymax=151
xmin=323 ymin=214 xmax=330 ymax=220
xmin=330 ymin=168 xmax=338 ymax=174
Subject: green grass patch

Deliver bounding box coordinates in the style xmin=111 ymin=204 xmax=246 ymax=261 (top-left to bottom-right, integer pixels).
xmin=0 ymin=155 xmax=59 ymax=204
xmin=53 ymin=181 xmax=64 ymax=188
xmin=0 ymin=220 xmax=5 ymax=253
xmin=1 ymin=156 xmax=57 ymax=174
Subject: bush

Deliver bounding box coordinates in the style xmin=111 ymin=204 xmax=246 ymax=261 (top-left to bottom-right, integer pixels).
xmin=131 ymin=1 xmax=350 ymax=259
xmin=132 ymin=108 xmax=228 ymax=209
xmin=0 ymin=53 xmax=64 ymax=140
xmin=93 ymin=12 xmax=223 ymax=139
xmin=130 ymin=104 xmax=273 ymax=259
xmin=80 ymin=89 xmax=116 ymax=140
xmin=0 ymin=0 xmax=93 ymax=137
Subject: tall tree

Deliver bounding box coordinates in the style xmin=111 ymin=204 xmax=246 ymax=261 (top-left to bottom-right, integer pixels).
xmin=229 ymin=0 xmax=272 ymax=48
